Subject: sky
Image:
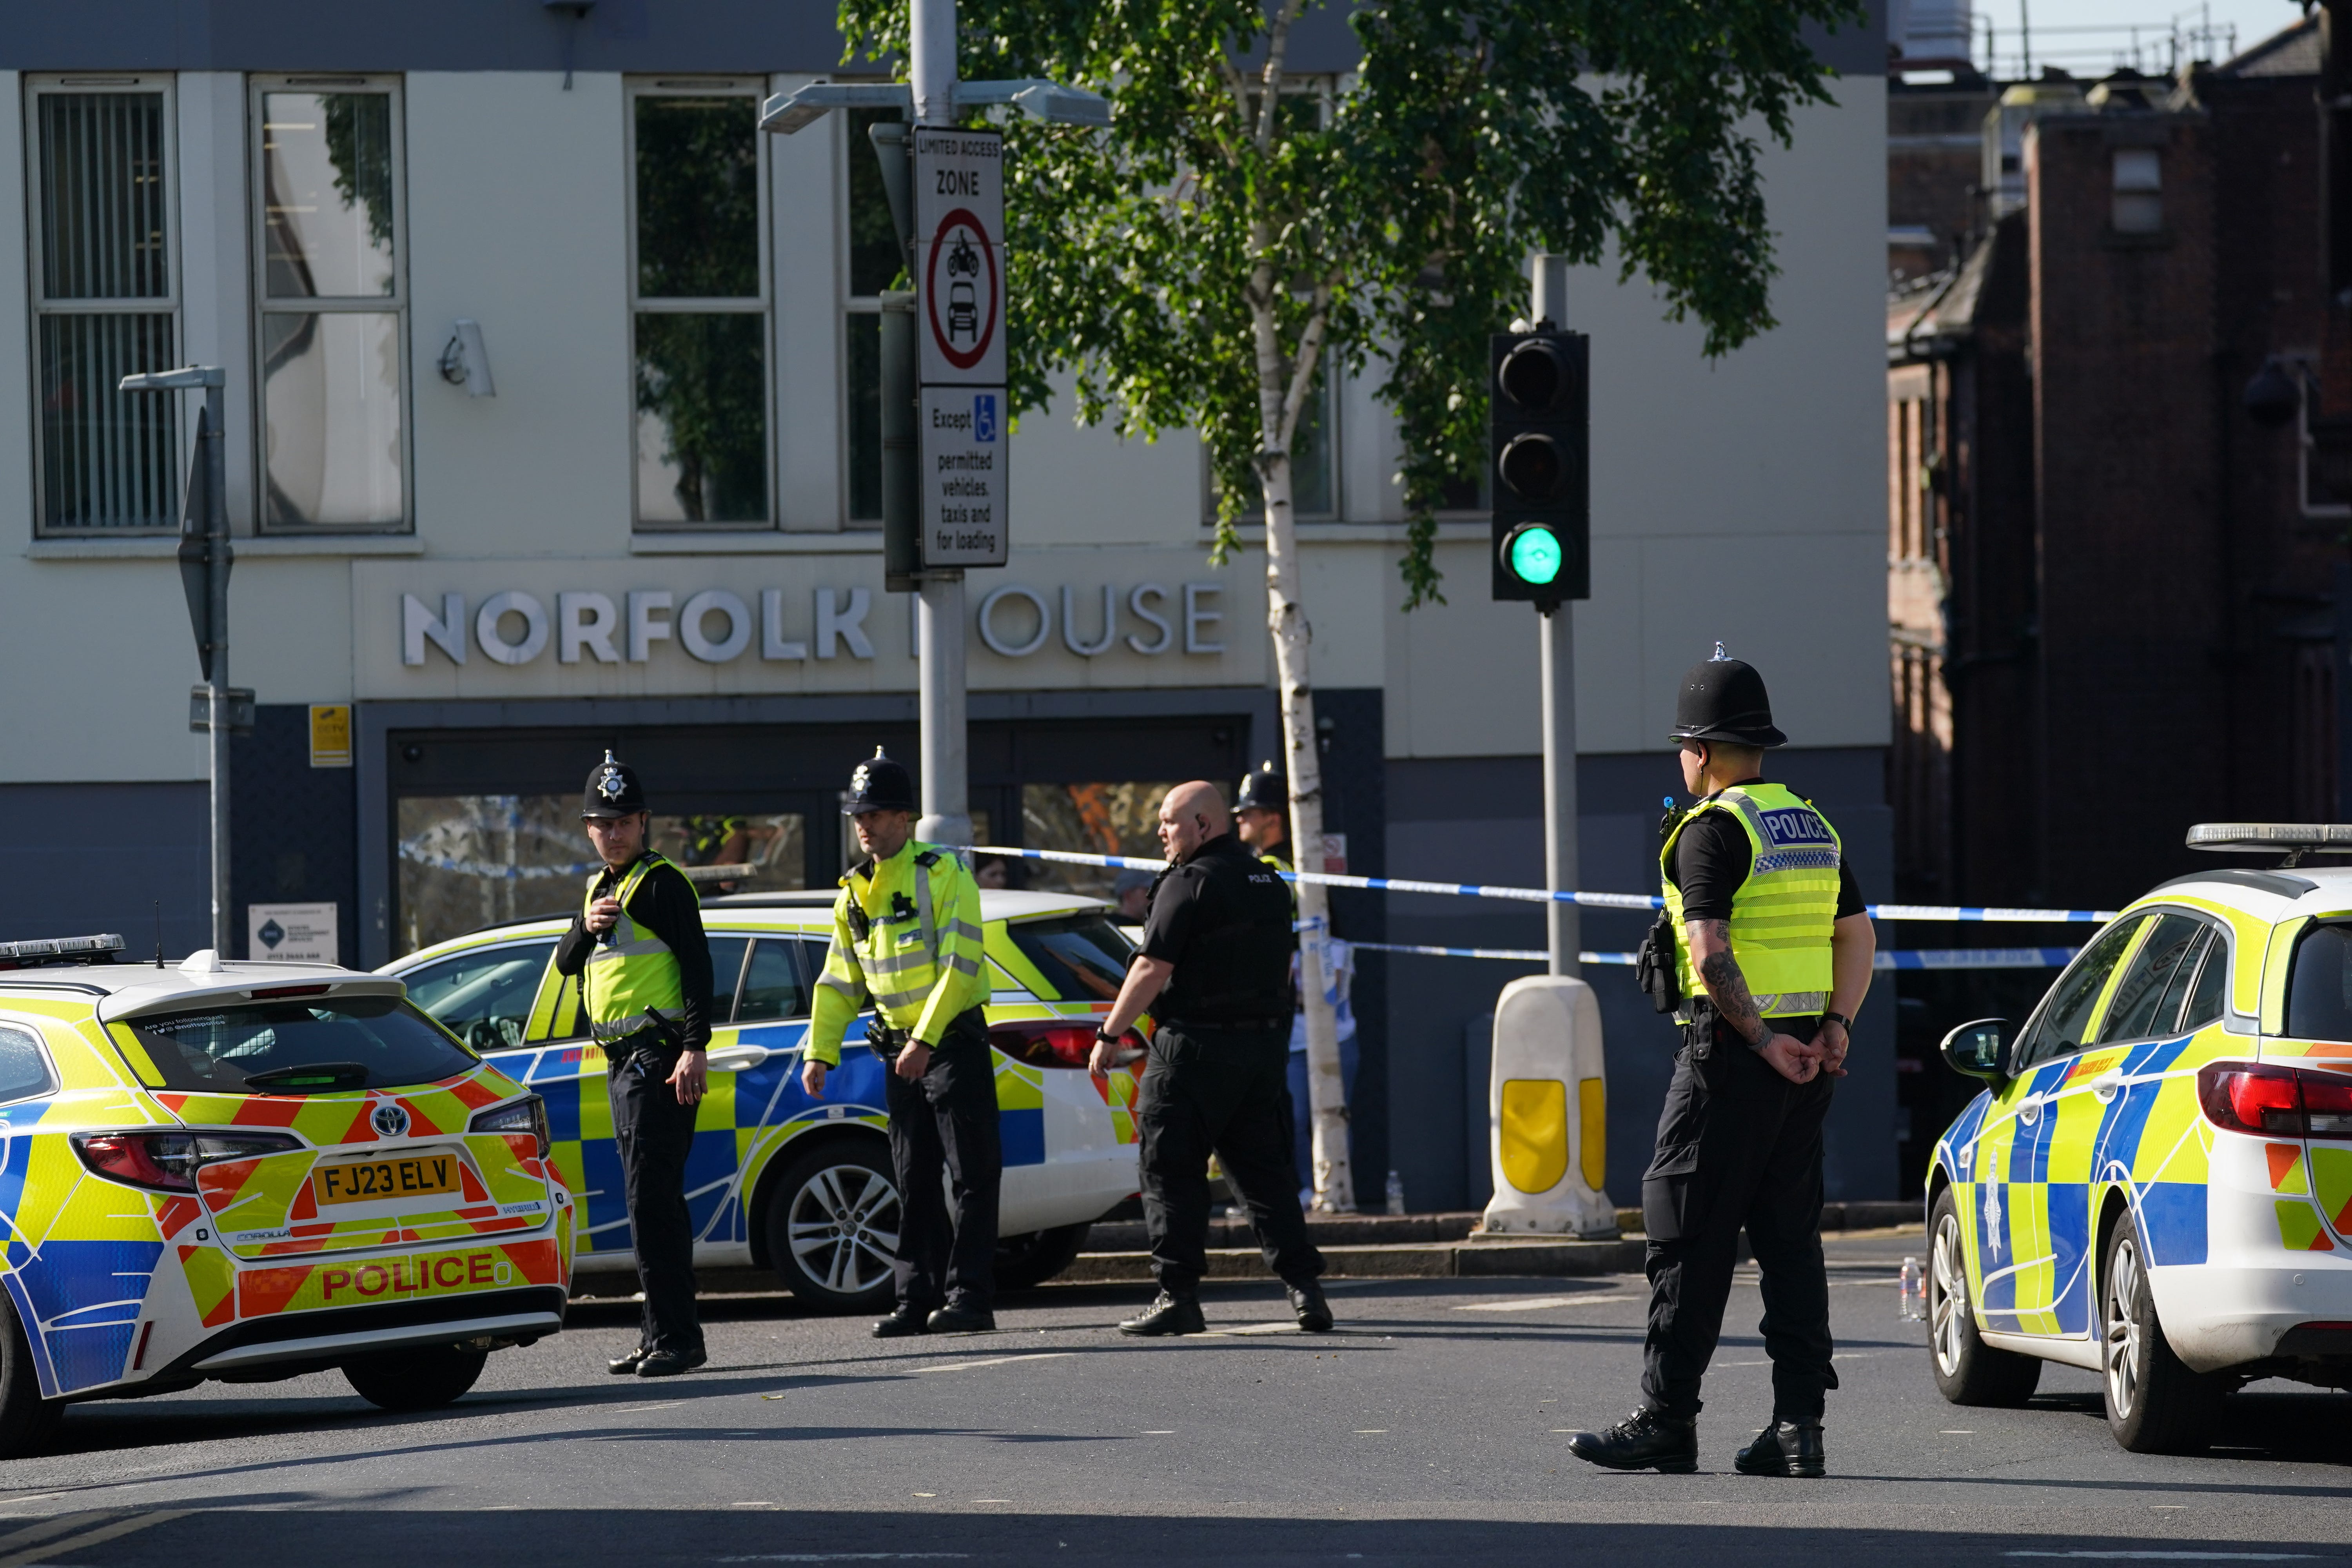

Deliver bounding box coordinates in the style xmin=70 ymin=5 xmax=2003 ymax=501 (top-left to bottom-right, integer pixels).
xmin=1915 ymin=0 xmax=2312 ymax=76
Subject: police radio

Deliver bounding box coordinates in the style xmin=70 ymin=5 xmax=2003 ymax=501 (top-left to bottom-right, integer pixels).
xmin=1488 ymin=327 xmax=1589 ymax=605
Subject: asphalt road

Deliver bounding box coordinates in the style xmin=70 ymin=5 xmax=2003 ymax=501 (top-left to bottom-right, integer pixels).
xmin=0 ymin=1229 xmax=2346 ymax=1566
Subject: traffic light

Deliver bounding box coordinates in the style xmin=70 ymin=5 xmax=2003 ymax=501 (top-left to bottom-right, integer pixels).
xmin=1489 ymin=328 xmax=1588 ymax=604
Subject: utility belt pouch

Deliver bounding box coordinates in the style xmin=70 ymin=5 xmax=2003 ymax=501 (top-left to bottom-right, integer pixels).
xmin=1684 ymin=998 xmax=1718 ymax=1061
xmin=1635 ymin=909 xmax=1682 ymax=1016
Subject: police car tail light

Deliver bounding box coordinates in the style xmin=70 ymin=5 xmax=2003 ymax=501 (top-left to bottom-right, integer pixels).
xmin=71 ymin=1129 xmax=303 ymax=1192
xmin=468 ymin=1094 xmax=551 ymax=1158
xmin=2197 ymin=1062 xmax=2352 ymax=1140
xmin=987 ymin=1021 xmax=1099 ymax=1070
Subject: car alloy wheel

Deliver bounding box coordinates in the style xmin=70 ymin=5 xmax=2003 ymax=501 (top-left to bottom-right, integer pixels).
xmin=1930 ymin=1206 xmax=1969 ymax=1379
xmin=2103 ymin=1230 xmax=2145 ymax=1423
xmin=776 ymin=1149 xmax=903 ymax=1306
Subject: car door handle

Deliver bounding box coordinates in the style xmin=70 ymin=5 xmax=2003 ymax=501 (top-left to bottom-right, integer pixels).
xmin=705 ymin=1044 xmax=772 ymax=1073
xmin=2018 ymin=1094 xmax=2043 ymax=1126
xmin=2091 ymin=1071 xmax=2124 ymax=1103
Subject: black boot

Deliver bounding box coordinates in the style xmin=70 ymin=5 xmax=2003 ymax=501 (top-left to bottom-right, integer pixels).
xmin=1734 ymin=1420 xmax=1826 ymax=1477
xmin=871 ymin=1305 xmax=931 ymax=1339
xmin=635 ymin=1346 xmax=708 ymax=1377
xmin=1118 ymin=1291 xmax=1207 ymax=1337
xmin=927 ymin=1302 xmax=997 ymax=1334
xmin=607 ymin=1346 xmax=650 ymax=1376
xmin=1287 ymin=1280 xmax=1333 ymax=1332
xmin=1566 ymin=1408 xmax=1699 ymax=1474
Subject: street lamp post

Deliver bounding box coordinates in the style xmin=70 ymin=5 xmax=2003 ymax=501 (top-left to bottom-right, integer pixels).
xmin=120 ymin=365 xmax=232 ymax=956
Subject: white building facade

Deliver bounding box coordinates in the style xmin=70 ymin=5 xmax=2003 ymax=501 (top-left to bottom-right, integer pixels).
xmin=0 ymin=2 xmax=1892 ymax=1203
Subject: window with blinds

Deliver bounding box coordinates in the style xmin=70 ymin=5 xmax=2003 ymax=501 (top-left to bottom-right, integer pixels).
xmin=27 ymin=78 xmax=181 ymax=534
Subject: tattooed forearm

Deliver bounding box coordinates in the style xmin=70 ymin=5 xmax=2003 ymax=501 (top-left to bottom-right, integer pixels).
xmin=1691 ymin=919 xmax=1769 ymax=1048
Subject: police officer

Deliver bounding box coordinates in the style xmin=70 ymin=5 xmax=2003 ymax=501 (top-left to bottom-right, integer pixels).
xmin=1089 ymin=780 xmax=1332 ymax=1336
xmin=552 ymin=751 xmax=715 ymax=1378
xmin=1568 ymin=652 xmax=1875 ymax=1477
xmin=1235 ymin=763 xmax=1293 ymax=876
xmin=800 ymin=749 xmax=998 ymax=1337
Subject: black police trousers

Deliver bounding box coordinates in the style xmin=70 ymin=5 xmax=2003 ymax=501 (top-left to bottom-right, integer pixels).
xmin=883 ymin=1007 xmax=1002 ymax=1313
xmin=607 ymin=1041 xmax=704 ymax=1357
xmin=1639 ymin=1022 xmax=1838 ymax=1424
xmin=1138 ymin=1022 xmax=1324 ymax=1295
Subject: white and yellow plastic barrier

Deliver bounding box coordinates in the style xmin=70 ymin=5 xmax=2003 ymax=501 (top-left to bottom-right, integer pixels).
xmin=1478 ymin=975 xmax=1616 ymax=1238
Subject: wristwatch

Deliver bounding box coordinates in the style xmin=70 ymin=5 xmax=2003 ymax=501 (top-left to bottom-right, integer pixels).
xmin=1821 ymin=1010 xmax=1852 ymax=1032
xmin=1094 ymin=1025 xmax=1120 ymax=1046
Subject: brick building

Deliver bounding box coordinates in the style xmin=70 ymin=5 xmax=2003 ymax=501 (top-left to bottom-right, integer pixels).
xmin=1886 ymin=11 xmax=2343 ymax=916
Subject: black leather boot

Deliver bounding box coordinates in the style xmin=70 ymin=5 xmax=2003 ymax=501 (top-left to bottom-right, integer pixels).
xmin=1734 ymin=1420 xmax=1826 ymax=1477
xmin=607 ymin=1346 xmax=650 ymax=1376
xmin=635 ymin=1346 xmax=708 ymax=1377
xmin=927 ymin=1302 xmax=997 ymax=1334
xmin=1287 ymin=1280 xmax=1334 ymax=1332
xmin=1566 ymin=1408 xmax=1700 ymax=1474
xmin=1118 ymin=1291 xmax=1207 ymax=1336
xmin=871 ymin=1305 xmax=931 ymax=1338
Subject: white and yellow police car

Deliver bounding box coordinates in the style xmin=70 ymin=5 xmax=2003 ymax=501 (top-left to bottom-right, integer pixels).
xmin=0 ymin=935 xmax=572 ymax=1455
xmin=1927 ymin=825 xmax=2352 ymax=1452
xmin=384 ymin=889 xmax=1146 ymax=1311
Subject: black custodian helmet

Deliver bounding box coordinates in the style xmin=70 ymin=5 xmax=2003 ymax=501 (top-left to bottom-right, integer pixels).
xmin=582 ymin=750 xmax=648 ymax=818
xmin=843 ymin=747 xmax=918 ymax=815
xmin=1236 ymin=762 xmax=1286 ymax=813
xmin=1667 ymin=644 xmax=1788 ymax=748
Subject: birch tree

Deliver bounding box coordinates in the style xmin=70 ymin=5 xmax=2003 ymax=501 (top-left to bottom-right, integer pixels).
xmin=838 ymin=0 xmax=1860 ymax=1211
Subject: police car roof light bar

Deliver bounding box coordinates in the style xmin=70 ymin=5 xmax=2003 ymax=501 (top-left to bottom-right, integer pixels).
xmin=0 ymin=933 xmax=127 ymax=967
xmin=2185 ymin=822 xmax=2352 ymax=868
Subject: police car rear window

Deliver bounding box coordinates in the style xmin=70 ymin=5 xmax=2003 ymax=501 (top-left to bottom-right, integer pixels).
xmin=120 ymin=995 xmax=478 ymax=1095
xmin=1005 ymin=915 xmax=1132 ymax=1003
xmin=2288 ymin=924 xmax=2352 ymax=1043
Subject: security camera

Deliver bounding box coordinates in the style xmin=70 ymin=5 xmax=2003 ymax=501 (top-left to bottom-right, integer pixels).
xmin=437 ymin=319 xmax=496 ymax=397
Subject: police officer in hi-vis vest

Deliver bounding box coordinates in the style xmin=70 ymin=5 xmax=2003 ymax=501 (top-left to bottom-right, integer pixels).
xmin=1569 ymin=651 xmax=1875 ymax=1478
xmin=800 ymin=750 xmax=998 ymax=1337
xmin=552 ymin=751 xmax=715 ymax=1377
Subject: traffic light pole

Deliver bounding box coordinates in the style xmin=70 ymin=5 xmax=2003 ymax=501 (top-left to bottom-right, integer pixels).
xmin=1532 ymin=256 xmax=1577 ymax=978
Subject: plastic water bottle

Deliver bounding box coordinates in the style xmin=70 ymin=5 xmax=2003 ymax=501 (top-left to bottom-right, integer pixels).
xmin=1898 ymin=1256 xmax=1925 ymax=1320
xmin=1385 ymin=1170 xmax=1406 ymax=1216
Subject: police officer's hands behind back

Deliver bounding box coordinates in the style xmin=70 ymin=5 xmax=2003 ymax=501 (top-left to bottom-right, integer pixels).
xmin=1757 ymin=1033 xmax=1824 ymax=1085
xmin=1816 ymin=1018 xmax=1851 ymax=1078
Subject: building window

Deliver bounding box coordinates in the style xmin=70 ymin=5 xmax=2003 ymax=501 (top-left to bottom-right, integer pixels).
xmin=843 ymin=104 xmax=901 ymax=526
xmin=1206 ymin=373 xmax=1339 ymax=524
xmin=26 ymin=76 xmax=181 ymax=534
xmin=630 ymin=80 xmax=771 ymax=528
xmin=2112 ymin=148 xmax=2162 ymax=235
xmin=252 ymin=75 xmax=408 ymax=530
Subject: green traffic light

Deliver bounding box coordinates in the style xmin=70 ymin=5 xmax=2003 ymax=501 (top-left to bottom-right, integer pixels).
xmin=1506 ymin=524 xmax=1562 ymax=586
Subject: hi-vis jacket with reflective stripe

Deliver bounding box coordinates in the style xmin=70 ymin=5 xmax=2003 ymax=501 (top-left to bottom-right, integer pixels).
xmin=808 ymin=840 xmax=989 ymax=1064
xmin=1661 ymin=782 xmax=1842 ymax=1021
xmin=582 ymin=852 xmax=690 ymax=1042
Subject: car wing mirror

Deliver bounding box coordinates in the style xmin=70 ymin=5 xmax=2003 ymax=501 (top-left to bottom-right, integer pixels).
xmin=1938 ymin=1017 xmax=2010 ymax=1082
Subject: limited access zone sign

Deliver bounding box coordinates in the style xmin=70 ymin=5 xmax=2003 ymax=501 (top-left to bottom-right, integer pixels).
xmin=914 ymin=125 xmax=1007 ymax=568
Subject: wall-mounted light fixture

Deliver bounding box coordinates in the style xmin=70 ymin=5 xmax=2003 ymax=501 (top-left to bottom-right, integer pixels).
xmin=437 ymin=319 xmax=495 ymax=397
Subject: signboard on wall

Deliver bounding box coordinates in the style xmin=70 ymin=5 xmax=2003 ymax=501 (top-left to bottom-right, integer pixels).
xmin=912 ymin=126 xmax=1005 ymax=388
xmin=250 ymin=902 xmax=338 ymax=963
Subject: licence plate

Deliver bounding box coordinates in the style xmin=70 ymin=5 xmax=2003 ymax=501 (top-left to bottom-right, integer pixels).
xmin=313 ymin=1152 xmax=462 ymax=1205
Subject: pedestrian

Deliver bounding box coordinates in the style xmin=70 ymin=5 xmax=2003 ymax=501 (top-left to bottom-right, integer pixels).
xmin=552 ymin=751 xmax=714 ymax=1378
xmin=800 ymin=748 xmax=998 ymax=1337
xmin=1111 ymin=867 xmax=1154 ymax=925
xmin=1567 ymin=651 xmax=1875 ymax=1476
xmin=1237 ymin=762 xmax=1358 ymax=1202
xmin=1089 ymin=780 xmax=1332 ymax=1336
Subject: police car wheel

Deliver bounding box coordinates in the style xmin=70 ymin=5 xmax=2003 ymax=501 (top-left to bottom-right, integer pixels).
xmin=343 ymin=1344 xmax=490 ymax=1412
xmin=764 ymin=1140 xmax=902 ymax=1313
xmin=995 ymin=1223 xmax=1092 ymax=1292
xmin=2101 ymin=1215 xmax=2223 ymax=1454
xmin=0 ymin=1293 xmax=62 ymax=1458
xmin=1926 ymin=1188 xmax=2042 ymax=1408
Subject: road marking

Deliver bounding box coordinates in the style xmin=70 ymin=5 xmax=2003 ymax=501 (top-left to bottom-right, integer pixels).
xmin=715 ymin=1556 xmax=972 ymax=1563
xmin=1454 ymin=1294 xmax=1641 ymax=1312
xmin=0 ymin=1508 xmax=192 ymax=1567
xmin=1141 ymin=1431 xmax=1174 ymax=1435
xmin=913 ymin=1353 xmax=1072 ymax=1374
xmin=612 ymin=1401 xmax=688 ymax=1413
xmin=1940 ymin=1429 xmax=1975 ymax=1434
xmin=1718 ymin=1349 xmax=1905 ymax=1368
xmin=1212 ymin=1322 xmax=1302 ymax=1336
xmin=1352 ymin=1428 xmax=1387 ymax=1434
xmin=973 ymin=1499 xmax=1013 ymax=1503
xmin=2004 ymin=1555 xmax=2325 ymax=1562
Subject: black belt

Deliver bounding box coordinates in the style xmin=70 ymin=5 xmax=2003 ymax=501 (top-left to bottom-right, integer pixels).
xmin=1160 ymin=1016 xmax=1290 ymax=1033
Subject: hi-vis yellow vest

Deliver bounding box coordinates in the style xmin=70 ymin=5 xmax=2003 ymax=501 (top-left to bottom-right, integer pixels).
xmin=809 ymin=842 xmax=989 ymax=1064
xmin=581 ymin=853 xmax=690 ymax=1042
xmin=1661 ymin=782 xmax=1841 ymax=1020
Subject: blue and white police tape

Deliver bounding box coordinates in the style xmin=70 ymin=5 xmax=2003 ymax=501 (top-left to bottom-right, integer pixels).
xmin=1344 ymin=940 xmax=2080 ymax=970
xmin=959 ymin=845 xmax=2121 ymax=924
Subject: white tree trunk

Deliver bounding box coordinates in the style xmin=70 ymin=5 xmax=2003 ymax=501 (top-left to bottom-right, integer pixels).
xmin=1252 ymin=316 xmax=1352 ymax=1215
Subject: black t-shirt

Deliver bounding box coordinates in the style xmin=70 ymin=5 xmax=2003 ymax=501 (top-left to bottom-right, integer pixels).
xmin=1667 ymin=786 xmax=1866 ymax=924
xmin=553 ymin=853 xmax=716 ymax=1048
xmin=1140 ymin=833 xmax=1296 ymax=1025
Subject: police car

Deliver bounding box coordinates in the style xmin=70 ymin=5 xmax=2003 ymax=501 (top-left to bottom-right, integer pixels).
xmin=1926 ymin=825 xmax=2352 ymax=1452
xmin=383 ymin=889 xmax=1145 ymax=1312
xmin=0 ymin=935 xmax=572 ymax=1455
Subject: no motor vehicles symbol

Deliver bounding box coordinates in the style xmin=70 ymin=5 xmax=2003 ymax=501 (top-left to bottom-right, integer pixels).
xmin=925 ymin=208 xmax=1000 ymax=374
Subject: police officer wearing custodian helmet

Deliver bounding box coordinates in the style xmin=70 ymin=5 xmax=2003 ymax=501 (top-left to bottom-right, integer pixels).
xmin=801 ymin=750 xmax=999 ymax=1336
xmin=552 ymin=752 xmax=715 ymax=1377
xmin=1569 ymin=651 xmax=1875 ymax=1477
xmin=1088 ymin=780 xmax=1332 ymax=1336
